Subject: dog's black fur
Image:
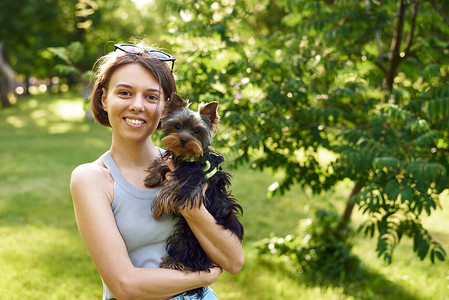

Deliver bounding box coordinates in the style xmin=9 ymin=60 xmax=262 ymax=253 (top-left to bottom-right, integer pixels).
xmin=145 ymin=93 xmax=244 ymax=297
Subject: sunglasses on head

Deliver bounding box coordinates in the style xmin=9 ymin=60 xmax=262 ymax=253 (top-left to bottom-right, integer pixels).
xmin=114 ymin=44 xmax=176 ymax=72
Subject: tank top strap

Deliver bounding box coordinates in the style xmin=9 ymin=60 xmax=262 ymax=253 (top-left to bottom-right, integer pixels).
xmin=100 ymin=150 xmax=164 ymax=200
xmin=101 ymin=151 xmax=123 ymax=182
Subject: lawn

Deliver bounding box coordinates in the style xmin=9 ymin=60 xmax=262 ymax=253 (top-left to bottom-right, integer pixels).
xmin=0 ymin=93 xmax=448 ymax=299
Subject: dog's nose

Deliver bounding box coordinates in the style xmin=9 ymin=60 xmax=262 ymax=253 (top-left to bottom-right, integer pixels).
xmin=180 ymin=138 xmax=188 ymax=145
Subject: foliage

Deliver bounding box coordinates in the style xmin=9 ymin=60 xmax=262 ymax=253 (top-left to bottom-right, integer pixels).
xmin=0 ymin=0 xmax=168 ymax=90
xmin=339 ymin=86 xmax=449 ymax=263
xmin=162 ymin=0 xmax=449 ymax=264
xmin=256 ymin=209 xmax=360 ymax=284
xmin=49 ymin=41 xmax=89 ymax=78
xmin=48 ymin=41 xmax=93 ymax=100
xmin=0 ymin=0 xmax=74 ymax=79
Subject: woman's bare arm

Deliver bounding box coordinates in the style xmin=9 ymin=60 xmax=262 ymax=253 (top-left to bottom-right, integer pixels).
xmin=181 ymin=205 xmax=244 ymax=274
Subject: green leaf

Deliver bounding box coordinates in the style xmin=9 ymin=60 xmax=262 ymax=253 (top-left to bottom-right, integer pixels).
xmin=417 ymin=240 xmax=430 ymax=260
xmin=412 ymin=130 xmax=439 ymax=148
xmin=384 ymin=180 xmax=400 ymax=201
xmin=400 ymin=184 xmax=413 ymax=203
xmin=48 ymin=47 xmax=70 ymax=64
xmin=430 ymin=249 xmax=435 ymax=263
xmin=422 ymin=63 xmax=440 ymax=79
xmin=405 ymin=161 xmax=446 ymax=181
xmin=66 ymin=41 xmax=84 ymax=64
xmin=55 ymin=64 xmax=77 ymax=76
xmin=373 ymin=157 xmax=402 ymax=170
xmin=425 ymin=97 xmax=449 ymax=122
xmin=434 ymin=248 xmax=446 ymax=262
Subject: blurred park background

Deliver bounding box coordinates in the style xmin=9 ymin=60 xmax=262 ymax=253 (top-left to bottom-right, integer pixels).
xmin=1 ymin=0 xmax=449 ymax=299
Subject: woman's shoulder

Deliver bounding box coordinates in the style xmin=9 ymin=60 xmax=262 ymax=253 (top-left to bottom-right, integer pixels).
xmin=70 ymin=157 xmax=114 ymax=205
xmin=72 ymin=157 xmax=106 ymax=176
xmin=71 ymin=157 xmax=113 ymax=190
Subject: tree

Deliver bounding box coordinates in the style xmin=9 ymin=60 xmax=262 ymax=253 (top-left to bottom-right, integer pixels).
xmin=0 ymin=0 xmax=167 ymax=104
xmin=162 ymin=0 xmax=449 ymax=264
xmin=0 ymin=42 xmax=16 ymax=107
xmin=0 ymin=0 xmax=77 ymax=97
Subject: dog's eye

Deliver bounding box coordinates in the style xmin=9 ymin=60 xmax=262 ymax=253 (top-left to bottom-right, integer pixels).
xmin=175 ymin=124 xmax=181 ymax=130
xmin=194 ymin=128 xmax=200 ymax=134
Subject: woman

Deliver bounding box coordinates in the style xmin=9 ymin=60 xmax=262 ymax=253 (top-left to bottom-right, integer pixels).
xmin=70 ymin=43 xmax=244 ymax=300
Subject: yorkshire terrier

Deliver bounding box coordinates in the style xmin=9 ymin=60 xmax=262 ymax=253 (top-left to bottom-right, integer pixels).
xmin=144 ymin=93 xmax=244 ymax=297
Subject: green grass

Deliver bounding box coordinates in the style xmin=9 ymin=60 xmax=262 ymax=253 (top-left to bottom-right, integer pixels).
xmin=1 ymin=93 xmax=448 ymax=299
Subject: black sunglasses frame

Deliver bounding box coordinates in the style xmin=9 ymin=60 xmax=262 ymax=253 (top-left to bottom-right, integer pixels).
xmin=114 ymin=44 xmax=176 ymax=72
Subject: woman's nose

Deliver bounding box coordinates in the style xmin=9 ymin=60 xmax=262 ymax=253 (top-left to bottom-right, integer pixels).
xmin=129 ymin=94 xmax=145 ymax=112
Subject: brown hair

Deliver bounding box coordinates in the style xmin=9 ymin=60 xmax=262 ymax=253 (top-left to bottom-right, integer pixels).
xmin=90 ymin=47 xmax=177 ymax=127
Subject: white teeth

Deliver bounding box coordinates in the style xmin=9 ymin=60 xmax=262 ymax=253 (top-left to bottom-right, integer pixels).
xmin=125 ymin=118 xmax=144 ymax=125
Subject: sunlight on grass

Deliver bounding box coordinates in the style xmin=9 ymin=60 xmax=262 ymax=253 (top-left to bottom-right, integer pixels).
xmin=48 ymin=122 xmax=90 ymax=134
xmin=5 ymin=115 xmax=25 ymax=128
xmin=422 ymin=190 xmax=449 ymax=247
xmin=213 ymin=248 xmax=351 ymax=300
xmin=49 ymin=100 xmax=85 ymax=120
xmin=352 ymin=236 xmax=449 ymax=300
xmin=3 ymin=93 xmax=87 ymax=134
xmin=28 ymin=99 xmax=39 ymax=108
xmin=0 ymin=225 xmax=101 ymax=299
xmin=47 ymin=100 xmax=87 ymax=134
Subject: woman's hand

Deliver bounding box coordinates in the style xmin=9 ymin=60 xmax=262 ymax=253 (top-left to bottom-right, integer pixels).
xmin=203 ymin=265 xmax=222 ymax=285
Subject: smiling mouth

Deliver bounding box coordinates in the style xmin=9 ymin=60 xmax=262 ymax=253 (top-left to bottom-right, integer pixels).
xmin=124 ymin=117 xmax=145 ymax=125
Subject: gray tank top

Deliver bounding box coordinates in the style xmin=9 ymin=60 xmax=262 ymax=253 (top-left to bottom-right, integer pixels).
xmin=101 ymin=151 xmax=176 ymax=299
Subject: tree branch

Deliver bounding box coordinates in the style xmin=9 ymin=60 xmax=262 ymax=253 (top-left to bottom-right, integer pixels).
xmin=338 ymin=182 xmax=363 ymax=231
xmin=403 ymin=0 xmax=419 ymax=59
xmin=374 ymin=53 xmax=387 ymax=75
xmin=385 ymin=0 xmax=407 ymax=92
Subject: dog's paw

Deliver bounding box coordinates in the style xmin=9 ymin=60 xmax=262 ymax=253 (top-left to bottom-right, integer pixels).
xmin=145 ymin=158 xmax=170 ymax=188
xmin=144 ymin=174 xmax=163 ymax=188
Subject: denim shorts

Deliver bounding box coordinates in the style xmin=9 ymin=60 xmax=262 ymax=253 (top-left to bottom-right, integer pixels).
xmin=170 ymin=287 xmax=217 ymax=300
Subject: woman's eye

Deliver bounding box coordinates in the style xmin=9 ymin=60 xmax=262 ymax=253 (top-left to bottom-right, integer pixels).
xmin=118 ymin=90 xmax=131 ymax=96
xmin=146 ymin=94 xmax=159 ymax=101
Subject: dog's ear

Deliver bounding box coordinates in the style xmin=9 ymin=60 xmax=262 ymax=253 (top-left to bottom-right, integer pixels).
xmin=163 ymin=93 xmax=189 ymax=116
xmin=170 ymin=93 xmax=189 ymax=108
xmin=199 ymin=101 xmax=220 ymax=133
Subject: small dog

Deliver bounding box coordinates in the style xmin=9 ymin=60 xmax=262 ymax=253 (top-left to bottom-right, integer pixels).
xmin=144 ymin=93 xmax=244 ymax=297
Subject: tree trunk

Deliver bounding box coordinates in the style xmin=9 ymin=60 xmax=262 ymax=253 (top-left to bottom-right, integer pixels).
xmin=384 ymin=0 xmax=418 ymax=94
xmin=24 ymin=75 xmax=30 ymax=95
xmin=338 ymin=182 xmax=363 ymax=231
xmin=0 ymin=78 xmax=10 ymax=107
xmin=0 ymin=42 xmax=16 ymax=107
xmin=385 ymin=0 xmax=406 ymax=92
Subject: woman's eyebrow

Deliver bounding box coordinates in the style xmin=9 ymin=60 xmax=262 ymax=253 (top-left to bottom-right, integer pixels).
xmin=114 ymin=83 xmax=132 ymax=89
xmin=146 ymin=88 xmax=162 ymax=93
xmin=115 ymin=83 xmax=161 ymax=93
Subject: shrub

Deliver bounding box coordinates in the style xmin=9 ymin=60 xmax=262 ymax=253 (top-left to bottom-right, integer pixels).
xmin=256 ymin=209 xmax=360 ymax=284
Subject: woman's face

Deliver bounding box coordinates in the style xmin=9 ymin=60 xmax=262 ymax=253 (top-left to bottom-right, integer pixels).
xmin=102 ymin=63 xmax=165 ymax=143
